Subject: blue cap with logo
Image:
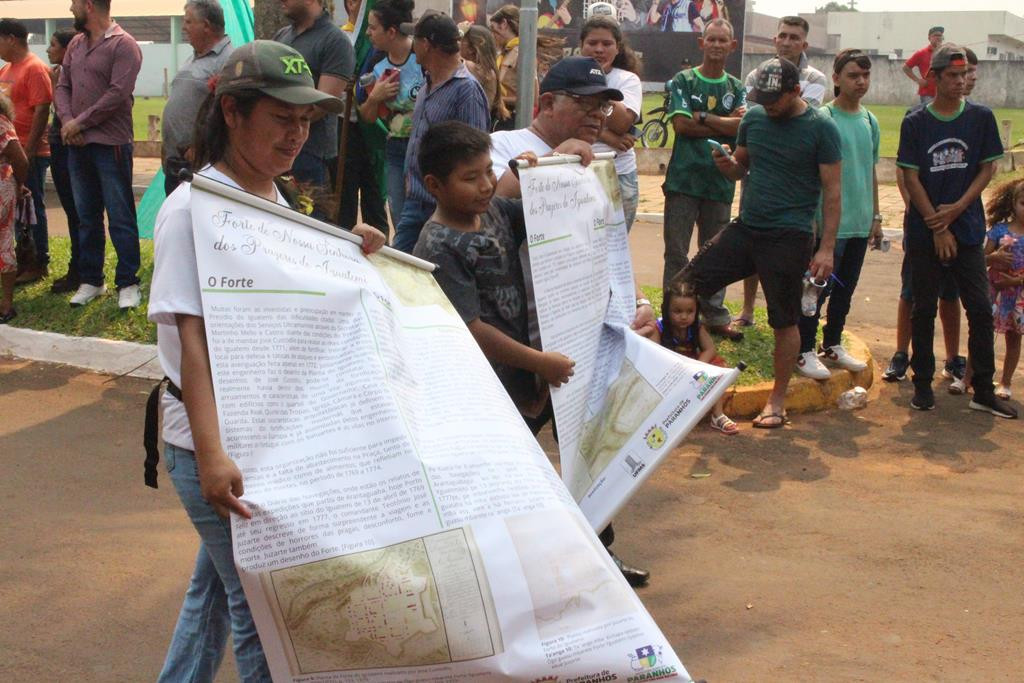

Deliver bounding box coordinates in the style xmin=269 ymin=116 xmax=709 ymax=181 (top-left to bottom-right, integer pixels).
xmin=540 ymin=57 xmax=624 ymax=100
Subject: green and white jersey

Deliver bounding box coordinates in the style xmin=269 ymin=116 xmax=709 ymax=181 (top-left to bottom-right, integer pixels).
xmin=663 ymin=67 xmax=746 ymax=204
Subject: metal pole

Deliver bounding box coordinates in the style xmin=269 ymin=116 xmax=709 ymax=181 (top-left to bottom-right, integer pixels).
xmin=515 ymin=0 xmax=538 ymax=129
xmin=170 ymin=16 xmax=182 ymax=80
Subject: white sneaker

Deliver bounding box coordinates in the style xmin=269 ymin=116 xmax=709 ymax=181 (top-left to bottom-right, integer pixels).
xmin=821 ymin=344 xmax=867 ymax=372
xmin=796 ymin=350 xmax=831 ymax=380
xmin=118 ymin=284 xmax=142 ymax=309
xmin=69 ymin=283 xmax=105 ymax=307
xmin=948 ymin=377 xmax=967 ymax=395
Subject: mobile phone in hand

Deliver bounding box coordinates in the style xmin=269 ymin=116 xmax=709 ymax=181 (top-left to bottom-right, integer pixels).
xmin=708 ymin=139 xmax=731 ymax=158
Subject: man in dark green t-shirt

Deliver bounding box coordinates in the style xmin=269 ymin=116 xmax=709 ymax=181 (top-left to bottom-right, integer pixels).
xmin=680 ymin=57 xmax=842 ymax=428
xmin=662 ymin=18 xmax=746 ymax=341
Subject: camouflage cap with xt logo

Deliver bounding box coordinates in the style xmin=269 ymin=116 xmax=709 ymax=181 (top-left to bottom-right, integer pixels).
xmin=215 ymin=40 xmax=344 ymax=113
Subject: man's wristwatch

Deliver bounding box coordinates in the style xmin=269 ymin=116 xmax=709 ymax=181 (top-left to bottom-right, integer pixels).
xmin=636 ymin=297 xmax=652 ymax=308
xmin=699 ymin=111 xmax=708 ymax=124
xmin=872 ymin=213 xmax=883 ymax=222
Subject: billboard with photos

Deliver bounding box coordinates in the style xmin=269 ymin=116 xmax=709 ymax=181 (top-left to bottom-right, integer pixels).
xmin=455 ymin=0 xmax=747 ymax=83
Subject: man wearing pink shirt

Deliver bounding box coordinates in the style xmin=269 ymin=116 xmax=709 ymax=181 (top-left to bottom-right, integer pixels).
xmin=55 ymin=0 xmax=143 ymax=308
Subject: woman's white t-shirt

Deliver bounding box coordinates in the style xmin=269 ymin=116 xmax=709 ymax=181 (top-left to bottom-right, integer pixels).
xmin=147 ymin=166 xmax=289 ymax=451
xmin=592 ymin=67 xmax=643 ymax=176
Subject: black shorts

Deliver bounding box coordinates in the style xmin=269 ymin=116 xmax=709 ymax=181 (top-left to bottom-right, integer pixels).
xmin=684 ymin=219 xmax=814 ymax=329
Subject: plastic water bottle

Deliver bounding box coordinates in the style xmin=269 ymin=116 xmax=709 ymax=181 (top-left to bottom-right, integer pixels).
xmin=801 ymin=273 xmax=827 ymax=317
xmin=837 ymin=386 xmax=868 ymax=410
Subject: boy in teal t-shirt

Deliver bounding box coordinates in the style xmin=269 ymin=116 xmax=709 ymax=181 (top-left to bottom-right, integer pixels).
xmin=661 ymin=19 xmax=747 ymax=339
xmin=796 ymin=50 xmax=881 ymax=380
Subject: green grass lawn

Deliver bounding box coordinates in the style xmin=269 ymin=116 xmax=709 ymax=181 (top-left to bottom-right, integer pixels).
xmin=132 ymin=96 xmax=168 ymax=141
xmin=638 ymin=94 xmax=1024 ymax=157
xmin=11 ymin=237 xmax=156 ymax=343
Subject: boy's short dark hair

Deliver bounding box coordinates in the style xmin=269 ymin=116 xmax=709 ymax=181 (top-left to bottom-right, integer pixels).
xmin=0 ymin=18 xmax=29 ymax=44
xmin=419 ymin=121 xmax=492 ymax=182
xmin=965 ymin=47 xmax=978 ymax=65
xmin=779 ymin=16 xmax=809 ymax=35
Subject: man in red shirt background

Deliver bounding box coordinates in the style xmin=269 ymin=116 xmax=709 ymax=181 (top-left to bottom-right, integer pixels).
xmin=0 ymin=18 xmax=54 ymax=283
xmin=902 ymin=26 xmax=943 ymax=105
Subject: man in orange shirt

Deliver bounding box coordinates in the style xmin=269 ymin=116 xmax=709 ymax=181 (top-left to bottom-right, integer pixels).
xmin=0 ymin=18 xmax=54 ymax=283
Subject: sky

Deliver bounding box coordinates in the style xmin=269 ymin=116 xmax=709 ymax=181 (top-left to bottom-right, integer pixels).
xmin=751 ymin=0 xmax=1024 ymax=18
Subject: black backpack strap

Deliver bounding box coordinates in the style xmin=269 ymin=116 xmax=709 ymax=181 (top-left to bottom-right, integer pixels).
xmin=144 ymin=377 xmax=183 ymax=489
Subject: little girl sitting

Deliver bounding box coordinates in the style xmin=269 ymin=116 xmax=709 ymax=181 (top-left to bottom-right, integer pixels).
xmin=984 ymin=176 xmax=1024 ymax=400
xmin=655 ymin=279 xmax=738 ymax=434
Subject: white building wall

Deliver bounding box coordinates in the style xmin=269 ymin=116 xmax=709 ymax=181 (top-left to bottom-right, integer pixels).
xmin=30 ymin=43 xmax=194 ymax=98
xmin=819 ymin=11 xmax=1024 ymax=61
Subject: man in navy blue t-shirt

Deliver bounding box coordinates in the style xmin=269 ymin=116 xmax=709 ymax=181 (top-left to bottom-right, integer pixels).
xmin=896 ymin=45 xmax=1016 ymax=418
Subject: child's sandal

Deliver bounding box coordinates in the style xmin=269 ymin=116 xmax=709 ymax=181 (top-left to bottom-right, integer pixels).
xmin=710 ymin=414 xmax=739 ymax=435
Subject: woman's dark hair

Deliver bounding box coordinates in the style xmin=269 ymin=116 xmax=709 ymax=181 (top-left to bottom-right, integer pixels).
xmin=372 ymin=0 xmax=413 ymax=32
xmin=580 ymin=16 xmax=642 ymax=77
xmin=52 ymin=27 xmax=77 ymax=48
xmin=191 ymin=89 xmax=264 ymax=170
xmin=659 ymin=278 xmax=700 ymax=349
xmin=419 ymin=121 xmax=491 ymax=181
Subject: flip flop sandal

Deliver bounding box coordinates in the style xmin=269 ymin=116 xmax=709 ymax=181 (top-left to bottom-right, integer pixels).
xmin=752 ymin=411 xmax=789 ymax=429
xmin=733 ymin=316 xmax=754 ymax=327
xmin=710 ymin=414 xmax=739 ymax=435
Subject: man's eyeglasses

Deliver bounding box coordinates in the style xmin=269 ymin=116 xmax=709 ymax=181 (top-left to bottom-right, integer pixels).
xmin=558 ymin=92 xmax=614 ymax=117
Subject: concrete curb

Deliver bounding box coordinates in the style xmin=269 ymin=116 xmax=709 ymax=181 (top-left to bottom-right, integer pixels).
xmin=721 ymin=331 xmax=876 ymax=419
xmin=0 ymin=325 xmax=162 ymax=380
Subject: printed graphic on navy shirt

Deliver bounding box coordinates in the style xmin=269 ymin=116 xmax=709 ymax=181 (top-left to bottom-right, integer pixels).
xmin=896 ymin=101 xmax=1004 ymax=246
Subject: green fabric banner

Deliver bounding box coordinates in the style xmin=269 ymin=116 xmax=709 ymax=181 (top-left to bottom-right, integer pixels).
xmin=136 ymin=0 xmax=255 ymax=238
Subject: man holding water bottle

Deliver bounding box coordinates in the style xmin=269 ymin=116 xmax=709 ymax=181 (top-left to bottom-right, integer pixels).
xmin=681 ymin=56 xmax=842 ymax=428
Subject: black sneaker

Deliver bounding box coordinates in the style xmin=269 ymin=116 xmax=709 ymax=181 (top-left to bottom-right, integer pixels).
xmin=969 ymin=393 xmax=1018 ymax=419
xmin=942 ymin=355 xmax=967 ymax=381
xmin=50 ymin=271 xmax=81 ymax=294
xmin=910 ymin=386 xmax=935 ymax=411
xmin=883 ymin=351 xmax=909 ymax=382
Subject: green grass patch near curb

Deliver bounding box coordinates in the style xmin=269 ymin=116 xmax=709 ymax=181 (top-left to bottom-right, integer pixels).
xmin=10 ymin=237 xmax=156 ymax=344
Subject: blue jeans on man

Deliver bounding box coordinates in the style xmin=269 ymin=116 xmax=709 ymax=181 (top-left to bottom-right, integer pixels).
xmin=158 ymin=443 xmax=272 ymax=683
xmin=24 ymin=155 xmax=50 ymax=268
xmin=391 ymin=195 xmax=434 ymax=254
xmin=49 ymin=140 xmax=80 ymax=278
xmin=67 ymin=143 xmax=140 ymax=289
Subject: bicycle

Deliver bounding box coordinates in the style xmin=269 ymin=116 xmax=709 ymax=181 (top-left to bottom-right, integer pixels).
xmin=640 ymin=88 xmax=671 ymax=148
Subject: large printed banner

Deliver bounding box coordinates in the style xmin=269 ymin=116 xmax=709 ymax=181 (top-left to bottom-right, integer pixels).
xmin=520 ymin=159 xmax=738 ymax=532
xmin=455 ymin=0 xmax=746 ymax=83
xmin=188 ymin=179 xmax=693 ymax=682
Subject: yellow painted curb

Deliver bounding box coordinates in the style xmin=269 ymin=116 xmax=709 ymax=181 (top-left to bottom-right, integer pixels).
xmin=721 ymin=332 xmax=875 ymax=418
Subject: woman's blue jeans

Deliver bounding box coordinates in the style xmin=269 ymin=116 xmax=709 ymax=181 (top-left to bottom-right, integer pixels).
xmin=386 ymin=137 xmax=409 ymax=228
xmin=158 ymin=443 xmax=271 ymax=683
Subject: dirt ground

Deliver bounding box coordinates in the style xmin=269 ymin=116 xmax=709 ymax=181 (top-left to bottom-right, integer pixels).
xmin=3 ymin=207 xmax=1023 ymax=681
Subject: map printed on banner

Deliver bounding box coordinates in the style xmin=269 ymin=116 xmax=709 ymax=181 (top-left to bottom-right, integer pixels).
xmin=183 ymin=175 xmax=694 ymax=682
xmin=519 ymin=158 xmax=740 ymax=532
